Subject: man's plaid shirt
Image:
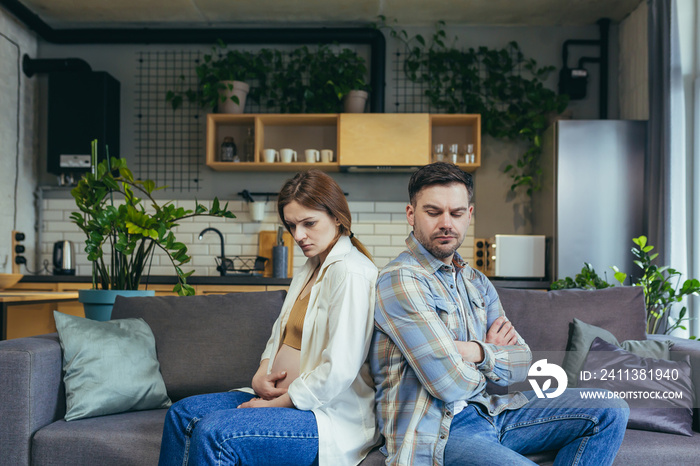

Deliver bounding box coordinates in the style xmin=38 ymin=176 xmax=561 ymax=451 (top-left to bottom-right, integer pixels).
xmin=370 ymin=233 xmax=532 ymax=465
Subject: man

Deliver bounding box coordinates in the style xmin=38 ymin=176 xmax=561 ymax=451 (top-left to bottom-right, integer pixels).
xmin=370 ymin=162 xmax=629 ymax=465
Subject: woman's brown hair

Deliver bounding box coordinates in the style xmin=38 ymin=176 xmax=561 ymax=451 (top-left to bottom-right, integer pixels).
xmin=278 ymin=170 xmax=372 ymax=261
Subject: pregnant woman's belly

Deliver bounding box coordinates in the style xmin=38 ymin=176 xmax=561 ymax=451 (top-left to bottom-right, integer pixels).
xmin=270 ymin=344 xmax=301 ymax=390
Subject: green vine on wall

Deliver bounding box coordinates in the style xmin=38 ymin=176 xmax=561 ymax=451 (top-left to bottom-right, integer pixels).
xmin=378 ymin=18 xmax=569 ymax=195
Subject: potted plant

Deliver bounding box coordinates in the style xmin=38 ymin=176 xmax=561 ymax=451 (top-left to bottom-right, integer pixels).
xmin=324 ymin=47 xmax=371 ymax=113
xmin=166 ymin=40 xmax=272 ymax=114
xmin=551 ymin=236 xmax=700 ymax=336
xmin=70 ymin=142 xmax=235 ymax=320
xmin=269 ymin=45 xmax=370 ymax=113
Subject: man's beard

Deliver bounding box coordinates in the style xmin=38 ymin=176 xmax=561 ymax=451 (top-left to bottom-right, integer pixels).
xmin=414 ymin=228 xmax=462 ymax=260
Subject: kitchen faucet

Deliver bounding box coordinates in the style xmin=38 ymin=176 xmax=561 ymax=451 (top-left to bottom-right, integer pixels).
xmin=198 ymin=227 xmax=227 ymax=276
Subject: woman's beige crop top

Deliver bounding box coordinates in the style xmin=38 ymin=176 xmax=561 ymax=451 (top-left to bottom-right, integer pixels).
xmin=282 ymin=293 xmax=310 ymax=350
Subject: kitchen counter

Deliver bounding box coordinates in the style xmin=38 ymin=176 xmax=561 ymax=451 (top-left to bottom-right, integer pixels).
xmin=20 ymin=275 xmax=293 ymax=287
xmin=21 ymin=275 xmax=547 ymax=289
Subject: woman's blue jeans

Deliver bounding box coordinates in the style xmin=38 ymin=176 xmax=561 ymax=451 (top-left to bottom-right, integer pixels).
xmin=444 ymin=389 xmax=630 ymax=466
xmin=158 ymin=392 xmax=319 ymax=466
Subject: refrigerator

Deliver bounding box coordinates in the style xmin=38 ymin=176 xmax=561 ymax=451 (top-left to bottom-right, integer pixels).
xmin=532 ymin=120 xmax=646 ymax=282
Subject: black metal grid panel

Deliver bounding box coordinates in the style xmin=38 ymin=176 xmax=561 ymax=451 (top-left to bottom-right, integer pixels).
xmin=392 ymin=47 xmax=431 ymax=113
xmin=392 ymin=45 xmax=525 ymax=114
xmin=135 ymin=50 xmax=202 ymax=192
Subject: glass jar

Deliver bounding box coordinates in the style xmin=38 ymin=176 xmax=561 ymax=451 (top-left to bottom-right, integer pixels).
xmin=221 ymin=137 xmax=238 ymax=162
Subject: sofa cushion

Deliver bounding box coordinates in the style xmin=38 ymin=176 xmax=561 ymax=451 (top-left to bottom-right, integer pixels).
xmin=32 ymin=409 xmax=166 ymax=466
xmin=561 ymin=318 xmax=672 ymax=387
xmin=111 ymin=291 xmax=285 ymax=401
xmin=496 ymin=287 xmax=647 ymax=368
xmin=53 ymin=311 xmax=171 ymax=421
xmin=580 ymin=337 xmax=694 ymax=436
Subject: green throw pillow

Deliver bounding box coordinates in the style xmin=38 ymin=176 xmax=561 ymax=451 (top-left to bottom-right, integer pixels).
xmin=54 ymin=311 xmax=171 ymax=421
xmin=561 ymin=318 xmax=672 ymax=388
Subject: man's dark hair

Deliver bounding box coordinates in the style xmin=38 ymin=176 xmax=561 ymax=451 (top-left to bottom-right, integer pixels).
xmin=408 ymin=162 xmax=474 ymax=205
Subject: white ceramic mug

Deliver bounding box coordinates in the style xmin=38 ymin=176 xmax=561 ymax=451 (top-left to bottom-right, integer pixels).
xmin=262 ymin=149 xmax=279 ymax=163
xmin=320 ymin=149 xmax=334 ymax=163
xmin=249 ymin=201 xmax=266 ymax=222
xmin=304 ymin=149 xmax=320 ymax=163
xmin=280 ymin=148 xmax=297 ymax=163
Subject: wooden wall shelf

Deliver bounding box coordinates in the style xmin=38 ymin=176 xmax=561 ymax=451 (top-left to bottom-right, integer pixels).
xmin=206 ymin=113 xmax=481 ymax=172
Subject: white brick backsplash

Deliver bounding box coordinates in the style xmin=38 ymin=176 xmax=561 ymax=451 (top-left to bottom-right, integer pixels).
xmin=49 ymin=221 xmax=79 ymax=232
xmin=350 ymin=224 xmax=374 ymax=235
xmin=46 ymin=199 xmax=77 ymax=211
xmin=42 ymin=210 xmax=63 ymax=221
xmin=361 ymin=235 xmax=392 ymax=246
xmin=374 ymin=202 xmax=407 ymax=214
xmin=358 ymin=213 xmax=392 ymax=223
xmin=391 ymin=235 xmax=408 ymax=246
xmin=39 ymin=200 xmax=476 ymax=278
xmin=373 ymin=246 xmax=407 ymax=258
xmin=373 ymin=223 xmax=409 ymax=235
xmin=348 ymin=201 xmax=374 ymax=213
xmin=241 ymin=245 xmax=259 ymax=256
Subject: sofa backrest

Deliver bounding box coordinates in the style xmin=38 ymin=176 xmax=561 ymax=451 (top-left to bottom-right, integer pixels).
xmin=112 ymin=290 xmax=286 ymax=401
xmin=496 ymin=286 xmax=647 ymax=367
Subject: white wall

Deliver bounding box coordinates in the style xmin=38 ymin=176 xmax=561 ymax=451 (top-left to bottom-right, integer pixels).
xmin=0 ymin=8 xmax=38 ymax=273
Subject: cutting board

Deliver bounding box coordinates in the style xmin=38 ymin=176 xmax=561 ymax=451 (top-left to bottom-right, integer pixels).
xmin=258 ymin=230 xmax=294 ymax=278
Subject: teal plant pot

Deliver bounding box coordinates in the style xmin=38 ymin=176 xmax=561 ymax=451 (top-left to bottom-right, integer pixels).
xmin=79 ymin=289 xmax=156 ymax=321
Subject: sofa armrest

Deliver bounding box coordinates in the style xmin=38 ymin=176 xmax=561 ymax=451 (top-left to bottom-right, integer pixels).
xmin=647 ymin=334 xmax=700 ymax=431
xmin=0 ymin=333 xmax=65 ymax=466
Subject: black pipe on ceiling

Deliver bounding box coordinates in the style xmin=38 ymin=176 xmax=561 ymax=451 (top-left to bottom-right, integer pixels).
xmin=560 ymin=18 xmax=610 ymax=119
xmin=1 ymin=0 xmax=386 ymax=112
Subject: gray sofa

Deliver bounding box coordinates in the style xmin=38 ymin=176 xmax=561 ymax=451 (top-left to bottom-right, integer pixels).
xmin=1 ymin=287 xmax=699 ymax=465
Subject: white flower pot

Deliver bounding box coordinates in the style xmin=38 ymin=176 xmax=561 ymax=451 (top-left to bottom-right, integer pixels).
xmin=217 ymin=80 xmax=250 ymax=114
xmin=343 ymin=90 xmax=368 ymax=113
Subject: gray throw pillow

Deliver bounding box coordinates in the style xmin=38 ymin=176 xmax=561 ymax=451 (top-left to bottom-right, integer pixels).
xmin=562 ymin=318 xmax=672 ymax=387
xmin=579 ymin=337 xmax=694 ymax=436
xmin=54 ymin=311 xmax=172 ymax=421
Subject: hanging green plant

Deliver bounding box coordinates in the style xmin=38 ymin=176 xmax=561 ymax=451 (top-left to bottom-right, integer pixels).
xmin=267 ymin=45 xmax=370 ymax=113
xmin=378 ymin=17 xmax=570 ymax=195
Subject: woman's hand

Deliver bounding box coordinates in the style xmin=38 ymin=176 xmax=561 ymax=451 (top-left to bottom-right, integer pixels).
xmin=252 ymin=360 xmax=289 ymax=400
xmin=238 ymin=393 xmax=294 ymax=409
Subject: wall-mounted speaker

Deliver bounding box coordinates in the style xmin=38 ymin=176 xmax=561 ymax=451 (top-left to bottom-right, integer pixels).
xmin=47 ymin=71 xmax=120 ymax=175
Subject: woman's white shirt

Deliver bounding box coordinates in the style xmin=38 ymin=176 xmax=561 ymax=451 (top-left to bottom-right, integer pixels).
xmin=260 ymin=236 xmax=379 ymax=466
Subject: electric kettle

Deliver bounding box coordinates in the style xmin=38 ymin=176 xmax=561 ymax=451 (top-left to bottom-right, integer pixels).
xmin=53 ymin=241 xmax=76 ymax=275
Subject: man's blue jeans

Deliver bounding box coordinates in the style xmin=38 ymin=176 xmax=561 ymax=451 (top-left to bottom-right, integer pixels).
xmin=444 ymin=389 xmax=630 ymax=466
xmin=158 ymin=391 xmax=319 ymax=466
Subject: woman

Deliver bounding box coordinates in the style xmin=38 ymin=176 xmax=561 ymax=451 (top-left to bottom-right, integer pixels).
xmin=158 ymin=170 xmax=379 ymax=466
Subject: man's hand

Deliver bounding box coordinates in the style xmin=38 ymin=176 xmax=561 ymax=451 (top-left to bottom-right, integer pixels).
xmin=454 ymin=341 xmax=484 ymax=364
xmin=251 ymin=362 xmax=289 ymax=400
xmin=486 ymin=316 xmax=518 ymax=346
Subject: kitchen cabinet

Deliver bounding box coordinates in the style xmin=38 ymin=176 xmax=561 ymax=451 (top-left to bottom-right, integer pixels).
xmin=206 ymin=114 xmax=339 ymax=171
xmin=206 ymin=113 xmax=481 ymax=172
xmin=430 ymin=114 xmax=481 ymax=171
xmin=338 ymin=113 xmax=430 ymax=167
xmin=3 ymin=282 xmax=59 ymax=339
